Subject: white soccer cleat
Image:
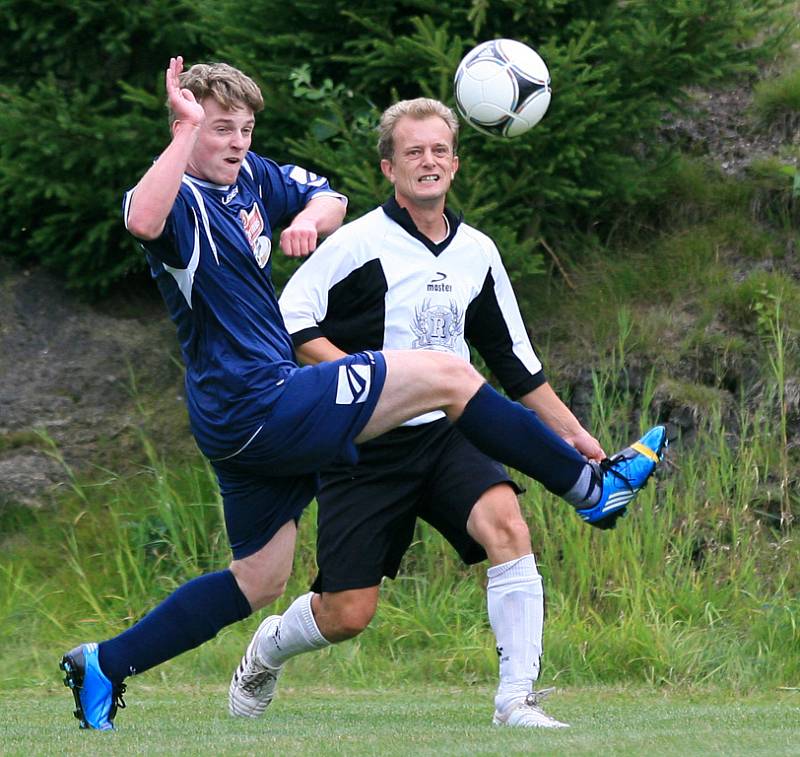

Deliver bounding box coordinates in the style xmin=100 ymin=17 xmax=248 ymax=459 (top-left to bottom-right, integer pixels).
xmin=229 ymin=615 xmax=283 ymax=718
xmin=492 ymin=688 xmax=570 ymax=729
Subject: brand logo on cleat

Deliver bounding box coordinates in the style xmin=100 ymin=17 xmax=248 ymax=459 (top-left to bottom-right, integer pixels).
xmin=601 ymin=490 xmax=636 ymax=513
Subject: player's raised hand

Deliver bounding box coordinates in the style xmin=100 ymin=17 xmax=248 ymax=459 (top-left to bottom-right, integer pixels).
xmin=166 ymin=56 xmax=205 ymax=128
xmin=279 ymin=219 xmax=319 ymax=258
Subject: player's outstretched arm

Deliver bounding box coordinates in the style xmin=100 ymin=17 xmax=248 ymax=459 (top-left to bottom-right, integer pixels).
xmin=126 ymin=56 xmax=205 ymax=240
xmin=279 ymin=196 xmax=347 ymax=258
xmin=519 ymin=382 xmax=605 ymax=461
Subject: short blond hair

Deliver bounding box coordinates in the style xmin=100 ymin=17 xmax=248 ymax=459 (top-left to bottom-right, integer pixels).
xmin=377 ymin=98 xmax=459 ymax=160
xmin=168 ymin=63 xmax=264 ymax=124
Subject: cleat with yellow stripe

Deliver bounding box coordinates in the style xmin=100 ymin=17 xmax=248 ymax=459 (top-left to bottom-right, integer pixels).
xmin=576 ymin=425 xmax=667 ymax=529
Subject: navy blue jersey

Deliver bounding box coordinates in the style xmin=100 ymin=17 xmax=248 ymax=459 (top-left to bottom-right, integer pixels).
xmin=123 ymin=153 xmax=345 ymax=458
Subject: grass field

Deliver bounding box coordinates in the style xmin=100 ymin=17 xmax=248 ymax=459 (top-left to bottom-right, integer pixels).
xmin=3 ymin=684 xmax=798 ymax=756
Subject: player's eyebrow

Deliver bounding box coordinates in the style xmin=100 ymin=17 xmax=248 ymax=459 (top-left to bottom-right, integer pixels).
xmin=209 ymin=116 xmax=256 ymax=127
xmin=405 ymin=141 xmax=451 ymax=152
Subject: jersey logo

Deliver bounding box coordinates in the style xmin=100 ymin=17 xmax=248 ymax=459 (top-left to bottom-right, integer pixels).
xmin=239 ymin=204 xmax=271 ymax=268
xmin=411 ymin=299 xmax=464 ymax=352
xmin=427 ymin=272 xmax=453 ymax=292
xmin=335 ymin=363 xmax=371 ymax=404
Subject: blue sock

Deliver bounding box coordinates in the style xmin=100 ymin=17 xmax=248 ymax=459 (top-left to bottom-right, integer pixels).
xmin=98 ymin=569 xmax=251 ymax=683
xmin=456 ymin=383 xmax=594 ymax=498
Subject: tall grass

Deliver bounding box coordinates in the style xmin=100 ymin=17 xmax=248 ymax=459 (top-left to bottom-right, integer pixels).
xmin=1 ymin=342 xmax=797 ymax=693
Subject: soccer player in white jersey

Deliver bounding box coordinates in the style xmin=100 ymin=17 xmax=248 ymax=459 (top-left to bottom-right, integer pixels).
xmin=61 ymin=59 xmax=664 ymax=732
xmin=228 ymin=98 xmax=667 ymax=728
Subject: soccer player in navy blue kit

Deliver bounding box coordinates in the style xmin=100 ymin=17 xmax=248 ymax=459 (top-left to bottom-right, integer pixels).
xmin=60 ymin=58 xmax=665 ymax=731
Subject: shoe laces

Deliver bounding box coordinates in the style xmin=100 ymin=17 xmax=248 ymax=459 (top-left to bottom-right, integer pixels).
xmin=240 ymin=668 xmax=276 ymax=696
xmin=522 ymin=687 xmax=555 ymax=710
xmin=599 ymin=453 xmax=634 ymax=491
xmin=109 ymin=682 xmax=126 ymax=719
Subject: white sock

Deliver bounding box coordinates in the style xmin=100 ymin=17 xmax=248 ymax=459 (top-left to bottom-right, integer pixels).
xmin=257 ymin=592 xmax=331 ymax=667
xmin=486 ymin=554 xmax=544 ymax=713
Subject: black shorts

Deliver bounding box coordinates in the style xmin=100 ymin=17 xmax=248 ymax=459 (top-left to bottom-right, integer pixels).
xmin=311 ymin=418 xmax=521 ymax=593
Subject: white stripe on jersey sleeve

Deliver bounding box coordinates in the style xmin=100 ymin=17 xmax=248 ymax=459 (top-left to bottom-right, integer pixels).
xmin=122 ymin=189 xmax=134 ymax=229
xmin=162 ymin=209 xmax=201 ymax=308
xmin=288 ymin=165 xmax=328 ymax=187
xmin=307 ymin=189 xmax=348 ymax=207
xmin=487 ymin=243 xmax=543 ymax=375
xmin=183 ymin=177 xmax=219 ymax=265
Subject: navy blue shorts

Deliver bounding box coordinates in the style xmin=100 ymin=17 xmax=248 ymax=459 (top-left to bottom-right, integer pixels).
xmin=311 ymin=419 xmax=522 ymax=593
xmin=211 ymin=351 xmax=387 ymax=559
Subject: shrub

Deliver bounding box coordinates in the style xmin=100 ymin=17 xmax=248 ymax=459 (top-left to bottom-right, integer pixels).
xmin=0 ymin=0 xmax=793 ymax=297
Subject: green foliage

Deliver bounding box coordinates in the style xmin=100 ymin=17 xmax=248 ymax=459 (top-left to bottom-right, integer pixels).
xmin=202 ymin=0 xmax=793 ymax=283
xmin=747 ymin=155 xmax=800 ymax=231
xmin=752 ymin=64 xmax=800 ymax=127
xmin=0 ymin=0 xmax=793 ymax=296
xmin=0 ymin=1 xmax=210 ymax=296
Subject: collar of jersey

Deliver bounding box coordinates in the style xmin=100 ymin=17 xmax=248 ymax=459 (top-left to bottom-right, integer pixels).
xmin=183 ymin=173 xmax=233 ymax=192
xmin=381 ymin=196 xmax=462 ymax=256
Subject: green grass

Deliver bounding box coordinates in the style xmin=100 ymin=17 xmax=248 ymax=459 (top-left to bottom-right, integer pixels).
xmin=1 ymin=317 xmax=799 ymax=691
xmin=1 ymin=150 xmax=799 ymax=717
xmin=2 ymin=685 xmax=798 ymax=756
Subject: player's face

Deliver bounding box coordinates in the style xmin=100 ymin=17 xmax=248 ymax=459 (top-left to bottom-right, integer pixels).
xmin=184 ymin=98 xmax=254 ymax=186
xmin=381 ymin=116 xmax=459 ymax=209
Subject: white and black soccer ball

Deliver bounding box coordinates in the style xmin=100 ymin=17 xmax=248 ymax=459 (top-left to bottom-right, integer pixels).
xmin=454 ymin=39 xmax=552 ymax=138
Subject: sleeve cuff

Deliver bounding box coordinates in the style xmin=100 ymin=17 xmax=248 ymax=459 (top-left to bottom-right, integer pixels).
xmin=290 ymin=326 xmax=324 ymax=348
xmin=507 ymin=369 xmax=546 ymax=400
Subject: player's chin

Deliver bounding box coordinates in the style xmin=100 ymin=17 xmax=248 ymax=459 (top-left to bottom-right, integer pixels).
xmin=414 ymin=187 xmax=448 ymax=205
xmin=217 ymin=163 xmax=242 ymax=183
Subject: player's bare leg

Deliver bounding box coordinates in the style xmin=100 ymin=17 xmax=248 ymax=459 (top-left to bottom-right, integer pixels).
xmin=356 ymin=350 xmax=483 ymax=442
xmin=310 ymin=588 xmax=380 ymax=642
xmin=229 ymin=520 xmax=297 ymax=610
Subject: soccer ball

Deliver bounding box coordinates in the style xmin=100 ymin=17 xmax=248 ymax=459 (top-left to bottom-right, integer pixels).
xmin=454 ymin=39 xmax=552 ymax=138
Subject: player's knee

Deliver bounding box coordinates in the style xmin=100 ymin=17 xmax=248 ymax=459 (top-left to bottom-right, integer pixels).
xmin=501 ymin=515 xmax=532 ymax=552
xmin=432 ymin=353 xmax=484 ymax=404
xmin=320 ymin=595 xmax=376 ymax=640
xmin=335 ymin=610 xmax=373 ymax=639
xmin=446 ymin=355 xmax=484 ymax=390
xmin=480 ymin=515 xmax=530 ymax=553
xmin=230 ymin=563 xmax=289 ymax=611
xmin=469 ymin=489 xmax=531 ymax=556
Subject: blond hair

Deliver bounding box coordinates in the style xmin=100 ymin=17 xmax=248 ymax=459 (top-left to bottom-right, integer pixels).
xmin=377 ymin=98 xmax=459 ymax=160
xmin=168 ymin=63 xmax=264 ymax=124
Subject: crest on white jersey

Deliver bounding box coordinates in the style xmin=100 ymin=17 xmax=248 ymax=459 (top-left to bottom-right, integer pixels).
xmin=411 ymin=299 xmax=464 ymax=352
xmin=336 ymin=363 xmax=371 ymax=404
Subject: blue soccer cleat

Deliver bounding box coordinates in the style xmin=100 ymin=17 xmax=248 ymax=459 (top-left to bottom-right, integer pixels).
xmin=576 ymin=425 xmax=667 ymax=529
xmin=60 ymin=643 xmax=126 ymax=731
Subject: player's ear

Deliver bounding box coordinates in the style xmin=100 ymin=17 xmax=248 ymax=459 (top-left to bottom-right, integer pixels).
xmin=451 ymin=155 xmax=459 ymax=179
xmin=380 ymin=158 xmax=395 ymax=183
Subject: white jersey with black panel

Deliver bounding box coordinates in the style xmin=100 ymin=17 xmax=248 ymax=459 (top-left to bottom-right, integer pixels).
xmin=279 ymin=197 xmax=544 ymax=425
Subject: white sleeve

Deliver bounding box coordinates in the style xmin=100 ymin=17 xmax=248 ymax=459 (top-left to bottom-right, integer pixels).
xmin=279 ymin=229 xmax=361 ymax=339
